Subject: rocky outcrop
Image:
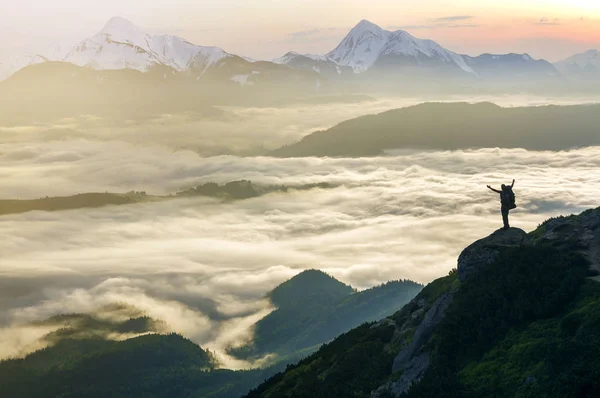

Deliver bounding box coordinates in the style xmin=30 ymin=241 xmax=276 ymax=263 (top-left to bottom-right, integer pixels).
xmin=371 ymin=210 xmax=600 ymax=397
xmin=534 ymin=209 xmax=600 ymax=274
xmin=457 ymin=228 xmax=530 ymax=282
xmin=372 ymin=292 xmax=454 ymax=397
xmin=391 ymin=292 xmax=453 ymax=373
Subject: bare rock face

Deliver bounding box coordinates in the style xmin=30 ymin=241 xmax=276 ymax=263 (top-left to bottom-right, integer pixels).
xmin=371 ymin=293 xmax=454 ymax=397
xmin=457 ymin=228 xmax=530 ymax=282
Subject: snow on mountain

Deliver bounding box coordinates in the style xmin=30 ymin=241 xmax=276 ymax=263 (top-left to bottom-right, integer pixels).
xmin=556 ymin=49 xmax=600 ymax=69
xmin=273 ymin=52 xmax=325 ymax=64
xmin=325 ymin=19 xmax=474 ymax=74
xmin=555 ymin=50 xmax=600 ymax=79
xmin=0 ymin=54 xmax=49 ymax=81
xmin=273 ymin=51 xmax=350 ymax=77
xmin=187 ymin=46 xmax=231 ymax=74
xmin=1 ymin=17 xmax=563 ymax=85
xmin=230 ymin=71 xmax=260 ymax=86
xmin=463 ymin=53 xmax=560 ymax=80
xmin=277 ymin=20 xmax=558 ymax=82
xmin=63 ymin=17 xmax=231 ymax=73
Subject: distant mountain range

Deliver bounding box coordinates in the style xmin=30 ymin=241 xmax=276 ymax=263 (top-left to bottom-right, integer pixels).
xmin=65 ymin=17 xmax=233 ymax=74
xmin=0 ymin=17 xmax=319 ymax=91
xmin=276 ymin=20 xmax=561 ymax=85
xmin=0 ymin=17 xmax=233 ymax=80
xmin=555 ymin=49 xmax=600 ymax=80
xmin=1 ymin=17 xmax=593 ymax=87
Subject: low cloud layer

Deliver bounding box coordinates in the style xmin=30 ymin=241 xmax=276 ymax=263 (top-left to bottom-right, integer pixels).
xmin=1 ymin=142 xmax=600 ymax=362
xmin=2 ymin=95 xmax=598 ymax=161
xmin=2 ymin=98 xmax=600 ymax=364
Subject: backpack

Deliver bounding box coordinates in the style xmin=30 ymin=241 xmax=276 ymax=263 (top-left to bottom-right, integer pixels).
xmin=502 ymin=188 xmax=517 ymax=209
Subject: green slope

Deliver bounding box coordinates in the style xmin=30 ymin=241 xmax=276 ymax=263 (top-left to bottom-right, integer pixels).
xmin=0 ymin=271 xmax=422 ymax=398
xmin=230 ymin=270 xmax=423 ymax=364
xmin=246 ymin=208 xmax=600 ymax=398
xmin=459 ymin=280 xmax=600 ymax=397
xmin=0 ymin=334 xmax=217 ymax=398
xmin=244 ymin=273 xmax=459 ymax=398
xmin=0 ymin=329 xmax=275 ymax=398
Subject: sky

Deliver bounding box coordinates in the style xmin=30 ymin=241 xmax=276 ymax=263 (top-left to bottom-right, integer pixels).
xmin=1 ymin=0 xmax=600 ymax=62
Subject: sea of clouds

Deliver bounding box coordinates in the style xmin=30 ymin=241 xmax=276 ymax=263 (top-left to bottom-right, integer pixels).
xmin=1 ymin=143 xmax=600 ymax=365
xmin=1 ymin=96 xmax=600 ymax=367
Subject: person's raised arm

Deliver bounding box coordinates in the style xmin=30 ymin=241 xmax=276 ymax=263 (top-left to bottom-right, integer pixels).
xmin=487 ymin=185 xmax=501 ymax=193
xmin=511 ymin=179 xmax=515 ymax=188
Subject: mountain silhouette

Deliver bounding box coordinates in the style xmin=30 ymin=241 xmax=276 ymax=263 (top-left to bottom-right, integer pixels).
xmin=271 ymin=102 xmax=600 ymax=157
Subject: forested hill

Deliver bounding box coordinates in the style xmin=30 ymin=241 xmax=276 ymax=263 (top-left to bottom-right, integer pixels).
xmin=270 ymin=102 xmax=600 ymax=157
xmin=0 ymin=271 xmax=422 ymax=398
xmin=246 ymin=207 xmax=600 ymax=398
xmin=229 ymin=270 xmax=423 ymax=364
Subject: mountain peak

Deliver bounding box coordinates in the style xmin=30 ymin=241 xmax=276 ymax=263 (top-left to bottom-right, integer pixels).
xmin=354 ymin=19 xmax=382 ymax=30
xmin=457 ymin=227 xmax=529 ymax=282
xmin=100 ymin=17 xmax=145 ymax=37
xmin=326 ymin=18 xmax=474 ymax=74
xmin=268 ymin=269 xmax=354 ymax=308
xmin=60 ymin=16 xmax=234 ymax=74
xmin=348 ymin=19 xmax=385 ymax=37
xmin=556 ymin=49 xmax=600 ymax=73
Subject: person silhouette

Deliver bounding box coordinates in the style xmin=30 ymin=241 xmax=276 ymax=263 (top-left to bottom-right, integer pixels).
xmin=487 ymin=179 xmax=516 ymax=230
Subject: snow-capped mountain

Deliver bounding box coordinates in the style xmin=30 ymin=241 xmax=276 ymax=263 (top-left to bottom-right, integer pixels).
xmin=555 ymin=50 xmax=600 ymax=80
xmin=325 ymin=19 xmax=474 ymax=74
xmin=273 ymin=52 xmax=323 ymax=65
xmin=64 ymin=17 xmax=230 ymax=74
xmin=0 ymin=17 xmax=245 ymax=81
xmin=0 ymin=17 xmax=322 ymax=98
xmin=275 ymin=20 xmax=560 ymax=82
xmin=2 ymin=17 xmax=563 ymax=87
xmin=556 ymin=49 xmax=600 ymax=69
xmin=464 ymin=53 xmax=560 ymax=81
xmin=273 ymin=52 xmax=353 ymax=77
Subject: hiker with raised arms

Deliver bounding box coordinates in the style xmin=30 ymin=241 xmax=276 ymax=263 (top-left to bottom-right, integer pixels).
xmin=487 ymin=179 xmax=516 ymax=230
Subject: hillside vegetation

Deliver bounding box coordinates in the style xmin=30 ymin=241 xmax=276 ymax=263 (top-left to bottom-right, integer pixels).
xmin=271 ymin=102 xmax=600 ymax=157
xmin=247 ymin=207 xmax=600 ymax=398
xmin=0 ymin=271 xmax=422 ymax=398
xmin=230 ymin=270 xmax=423 ymax=364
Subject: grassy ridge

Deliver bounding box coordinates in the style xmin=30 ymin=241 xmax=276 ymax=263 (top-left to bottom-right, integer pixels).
xmin=271 ymin=102 xmax=600 ymax=157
